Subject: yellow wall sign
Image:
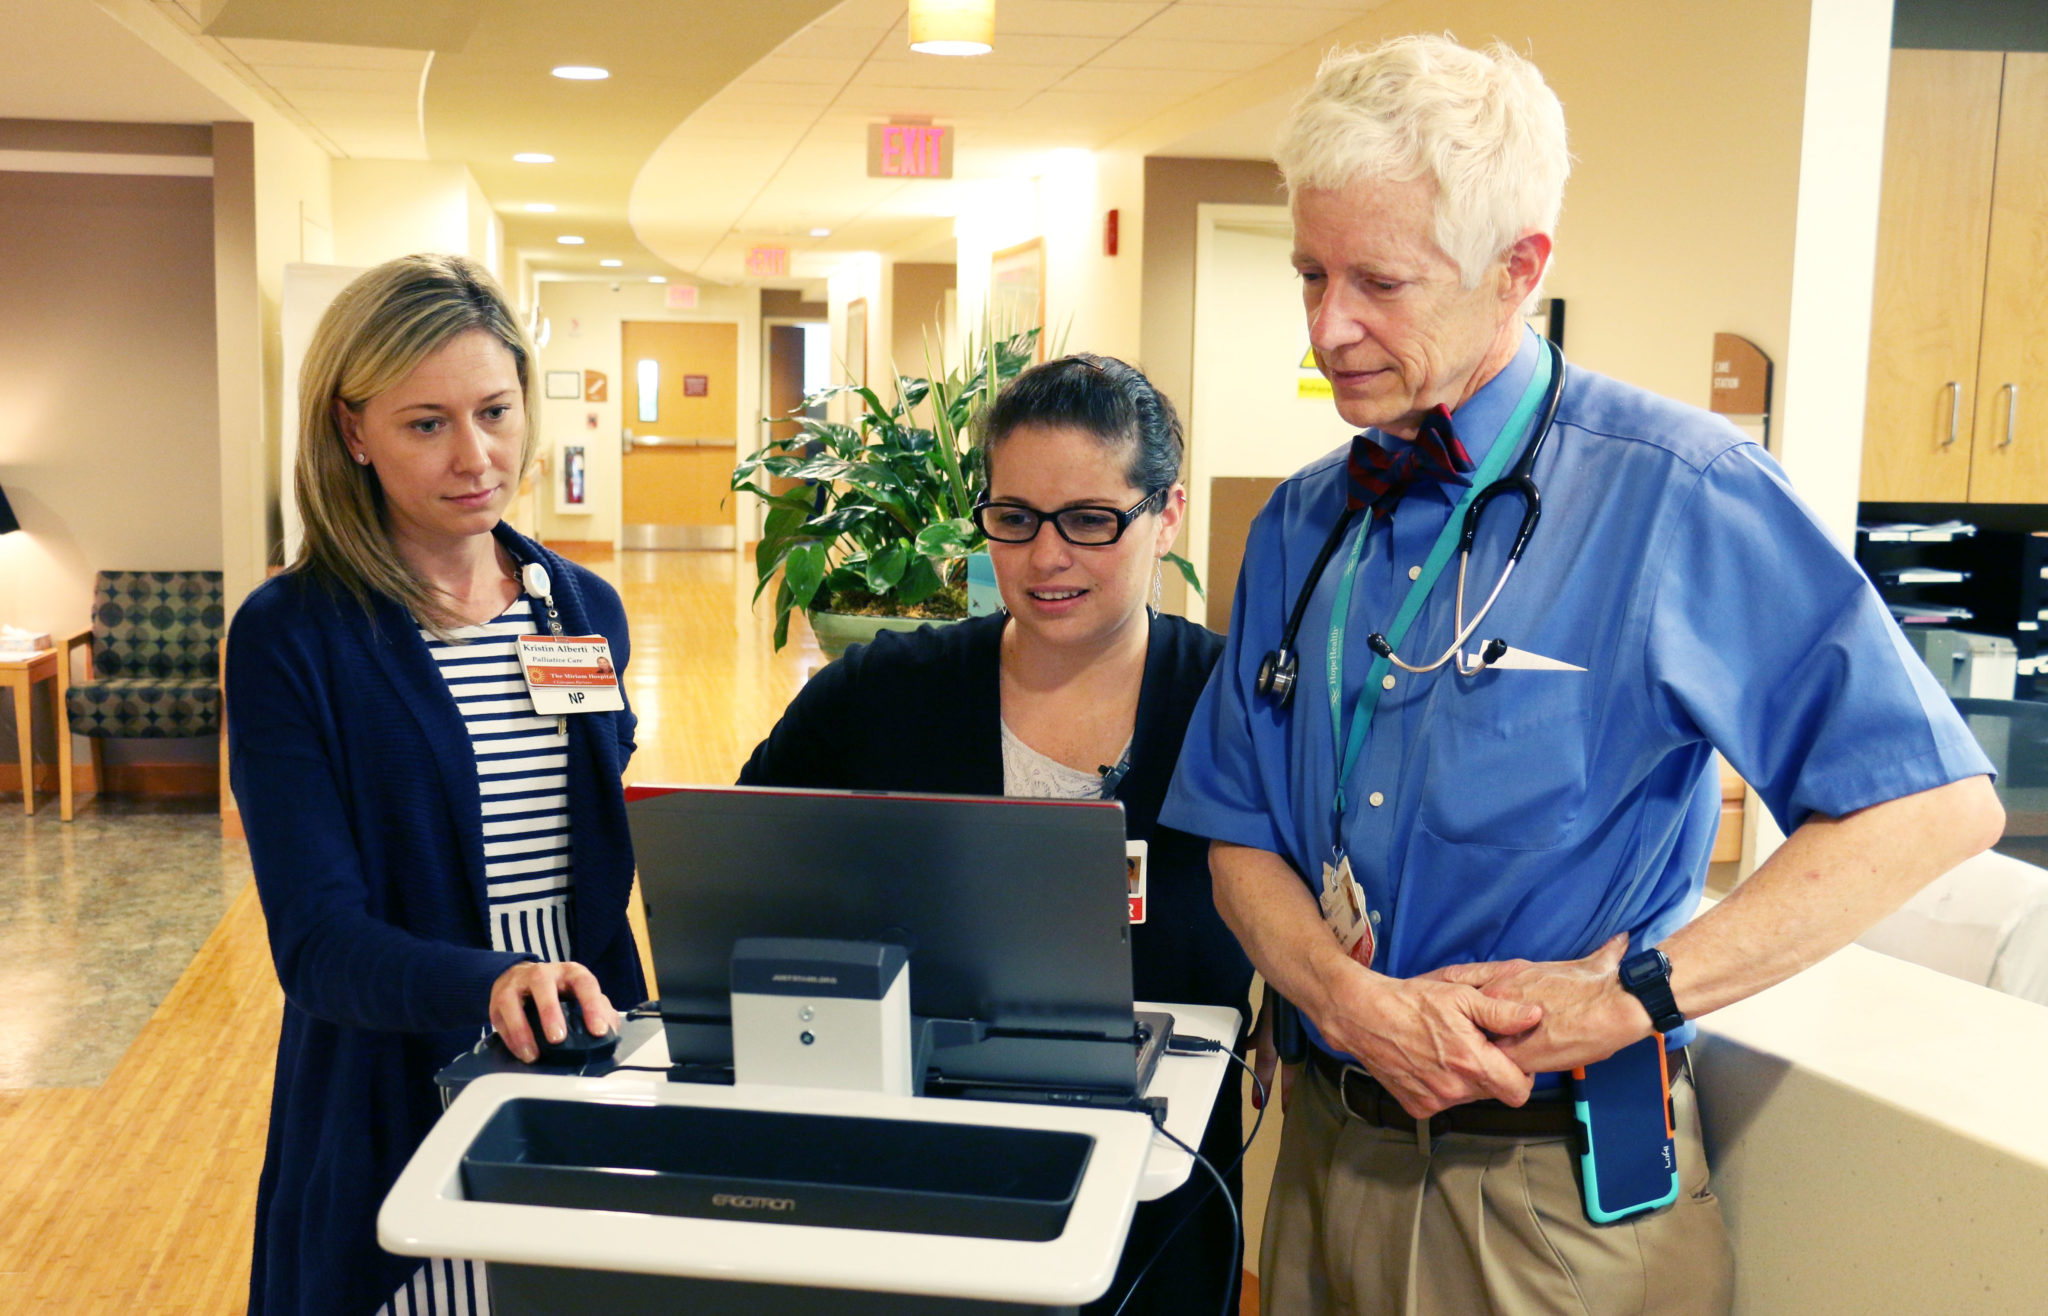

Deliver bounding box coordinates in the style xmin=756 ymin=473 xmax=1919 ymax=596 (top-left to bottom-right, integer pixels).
xmin=1297 ymin=346 xmax=1330 ymax=398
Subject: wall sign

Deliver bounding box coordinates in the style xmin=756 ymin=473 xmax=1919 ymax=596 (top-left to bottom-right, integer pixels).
xmin=665 ymin=283 xmax=700 ymax=310
xmin=867 ymin=121 xmax=953 ymax=179
xmin=684 ymin=374 xmax=709 ymax=397
xmin=583 ymin=370 xmax=607 ymax=403
xmin=544 ymin=370 xmax=581 ymax=400
xmin=745 ymin=245 xmax=789 ymax=278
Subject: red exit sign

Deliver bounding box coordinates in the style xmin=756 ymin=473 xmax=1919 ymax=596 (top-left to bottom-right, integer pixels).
xmin=867 ymin=122 xmax=953 ymax=179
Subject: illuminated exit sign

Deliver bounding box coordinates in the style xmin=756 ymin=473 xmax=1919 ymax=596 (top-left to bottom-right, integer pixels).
xmin=867 ymin=121 xmax=953 ymax=179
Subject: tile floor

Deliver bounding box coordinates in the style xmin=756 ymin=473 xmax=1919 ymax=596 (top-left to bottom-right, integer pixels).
xmin=0 ymin=795 xmax=248 ymax=1087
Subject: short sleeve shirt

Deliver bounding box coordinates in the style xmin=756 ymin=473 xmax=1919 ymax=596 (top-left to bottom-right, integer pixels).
xmin=1161 ymin=329 xmax=1991 ymax=1056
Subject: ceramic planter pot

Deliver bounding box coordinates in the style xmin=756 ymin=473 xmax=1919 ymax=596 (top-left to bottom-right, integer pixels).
xmin=805 ymin=610 xmax=962 ymax=661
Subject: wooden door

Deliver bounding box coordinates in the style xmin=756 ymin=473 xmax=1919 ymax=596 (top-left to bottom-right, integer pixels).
xmin=1860 ymin=49 xmax=2003 ymax=502
xmin=1972 ymin=52 xmax=2048 ymax=502
xmin=621 ymin=320 xmax=738 ymax=549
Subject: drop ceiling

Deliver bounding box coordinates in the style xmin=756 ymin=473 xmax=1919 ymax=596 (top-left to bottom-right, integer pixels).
xmin=23 ymin=0 xmax=1396 ymax=282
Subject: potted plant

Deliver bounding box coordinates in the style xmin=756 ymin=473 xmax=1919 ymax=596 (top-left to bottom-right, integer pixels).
xmin=733 ymin=326 xmax=1202 ymax=657
xmin=732 ymin=328 xmax=1036 ymax=656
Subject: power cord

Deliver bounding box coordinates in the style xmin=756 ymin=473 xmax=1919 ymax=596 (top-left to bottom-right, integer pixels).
xmin=1110 ymin=1044 xmax=1267 ymax=1316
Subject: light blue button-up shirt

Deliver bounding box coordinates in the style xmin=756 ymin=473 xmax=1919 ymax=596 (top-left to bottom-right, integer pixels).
xmin=1162 ymin=329 xmax=1991 ymax=1057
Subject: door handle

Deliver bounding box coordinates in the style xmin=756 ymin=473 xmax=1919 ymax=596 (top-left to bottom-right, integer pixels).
xmin=2001 ymin=383 xmax=2020 ymax=449
xmin=1943 ymin=381 xmax=1960 ymax=448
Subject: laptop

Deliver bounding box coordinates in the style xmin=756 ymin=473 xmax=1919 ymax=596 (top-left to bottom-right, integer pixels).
xmin=628 ymin=785 xmax=1171 ymax=1102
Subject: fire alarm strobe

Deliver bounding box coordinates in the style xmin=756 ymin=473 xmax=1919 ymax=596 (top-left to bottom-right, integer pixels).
xmin=730 ymin=938 xmax=913 ymax=1096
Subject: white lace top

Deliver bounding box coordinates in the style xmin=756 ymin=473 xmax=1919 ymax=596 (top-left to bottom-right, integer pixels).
xmin=1000 ymin=718 xmax=1129 ymax=800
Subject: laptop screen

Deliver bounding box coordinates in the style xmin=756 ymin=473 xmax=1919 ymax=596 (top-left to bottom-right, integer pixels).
xmin=628 ymin=785 xmax=1142 ymax=1092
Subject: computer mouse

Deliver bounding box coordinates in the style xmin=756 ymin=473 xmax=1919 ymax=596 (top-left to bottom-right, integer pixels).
xmin=522 ymin=995 xmax=620 ymax=1065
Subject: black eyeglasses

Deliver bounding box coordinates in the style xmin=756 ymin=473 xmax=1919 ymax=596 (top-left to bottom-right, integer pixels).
xmin=973 ymin=489 xmax=1167 ymax=546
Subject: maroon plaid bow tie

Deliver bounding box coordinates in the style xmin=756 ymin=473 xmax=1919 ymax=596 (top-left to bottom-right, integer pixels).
xmin=1346 ymin=405 xmax=1477 ymax=514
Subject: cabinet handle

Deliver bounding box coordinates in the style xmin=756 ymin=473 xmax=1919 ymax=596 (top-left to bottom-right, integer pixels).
xmin=2001 ymin=383 xmax=2020 ymax=449
xmin=1944 ymin=381 xmax=1961 ymax=448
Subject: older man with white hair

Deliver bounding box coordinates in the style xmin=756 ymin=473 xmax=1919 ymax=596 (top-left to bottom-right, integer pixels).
xmin=1162 ymin=35 xmax=2002 ymax=1315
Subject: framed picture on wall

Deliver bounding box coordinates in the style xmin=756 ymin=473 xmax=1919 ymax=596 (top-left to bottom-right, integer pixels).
xmin=990 ymin=238 xmax=1046 ymax=360
xmin=544 ymin=370 xmax=582 ymax=400
xmin=844 ymin=297 xmax=868 ymax=390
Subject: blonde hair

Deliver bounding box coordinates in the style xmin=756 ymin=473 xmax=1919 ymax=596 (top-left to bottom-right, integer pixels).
xmin=291 ymin=253 xmax=539 ymax=631
xmin=1275 ymin=36 xmax=1570 ymax=291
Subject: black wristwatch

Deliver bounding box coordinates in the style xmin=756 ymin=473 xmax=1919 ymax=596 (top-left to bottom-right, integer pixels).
xmin=1618 ymin=947 xmax=1685 ymax=1036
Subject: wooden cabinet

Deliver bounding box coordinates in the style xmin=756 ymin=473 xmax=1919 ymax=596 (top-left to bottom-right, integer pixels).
xmin=1863 ymin=50 xmax=2048 ymax=504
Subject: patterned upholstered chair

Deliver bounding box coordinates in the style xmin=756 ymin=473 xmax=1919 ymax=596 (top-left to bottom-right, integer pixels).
xmin=55 ymin=571 xmax=225 ymax=820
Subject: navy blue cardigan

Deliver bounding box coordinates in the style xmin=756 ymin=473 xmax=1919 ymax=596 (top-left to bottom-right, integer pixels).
xmin=227 ymin=525 xmax=645 ymax=1315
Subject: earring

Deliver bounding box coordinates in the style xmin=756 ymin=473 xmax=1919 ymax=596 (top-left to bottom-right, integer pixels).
xmin=1151 ymin=560 xmax=1164 ymax=612
xmin=353 ymin=451 xmax=368 ymax=465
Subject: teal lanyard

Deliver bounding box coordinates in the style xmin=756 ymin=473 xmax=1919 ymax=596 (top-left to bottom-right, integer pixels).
xmin=1324 ymin=351 xmax=1556 ymax=843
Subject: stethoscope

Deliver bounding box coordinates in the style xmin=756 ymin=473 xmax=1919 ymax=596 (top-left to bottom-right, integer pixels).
xmin=1254 ymin=339 xmax=1566 ymax=706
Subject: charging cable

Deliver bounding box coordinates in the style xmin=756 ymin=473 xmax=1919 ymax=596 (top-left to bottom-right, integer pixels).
xmin=1110 ymin=1044 xmax=1267 ymax=1316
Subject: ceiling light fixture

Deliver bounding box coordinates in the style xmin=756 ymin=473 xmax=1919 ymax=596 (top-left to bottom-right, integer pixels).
xmin=600 ymin=259 xmax=623 ymax=267
xmin=649 ymin=276 xmax=667 ymax=284
xmin=552 ymin=65 xmax=610 ymax=80
xmin=909 ymin=0 xmax=993 ymax=56
xmin=513 ymin=152 xmax=554 ymax=164
xmin=809 ymin=227 xmax=832 ymax=238
xmin=557 ymin=235 xmax=585 ymax=245
xmin=524 ymin=202 xmax=557 ymax=213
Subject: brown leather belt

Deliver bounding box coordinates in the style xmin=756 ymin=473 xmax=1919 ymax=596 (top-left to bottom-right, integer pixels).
xmin=1307 ymin=1047 xmax=1578 ymax=1138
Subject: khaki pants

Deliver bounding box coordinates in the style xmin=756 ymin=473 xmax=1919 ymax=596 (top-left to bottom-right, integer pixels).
xmin=1259 ymin=1062 xmax=1733 ymax=1316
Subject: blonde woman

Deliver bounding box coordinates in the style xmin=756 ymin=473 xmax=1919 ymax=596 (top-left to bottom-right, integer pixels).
xmin=227 ymin=254 xmax=643 ymax=1314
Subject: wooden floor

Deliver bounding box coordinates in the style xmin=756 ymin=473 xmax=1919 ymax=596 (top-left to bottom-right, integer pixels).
xmin=0 ymin=548 xmax=1263 ymax=1314
xmin=0 ymin=548 xmax=818 ymax=1313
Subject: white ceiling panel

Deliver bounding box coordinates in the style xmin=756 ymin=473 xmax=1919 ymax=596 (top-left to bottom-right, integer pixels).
xmin=1133 ymin=4 xmax=1353 ymax=44
xmin=1089 ymin=36 xmax=1296 ymax=71
xmin=743 ymin=55 xmax=867 ymax=86
xmin=864 ymin=33 xmax=1118 ymax=67
xmin=1049 ymin=64 xmax=1230 ymax=97
xmin=809 ymin=0 xmax=914 ymax=30
xmin=846 ymin=60 xmax=1063 ymax=92
xmin=997 ymin=1 xmax=1168 ymax=38
xmin=833 ymin=88 xmax=1034 ymax=117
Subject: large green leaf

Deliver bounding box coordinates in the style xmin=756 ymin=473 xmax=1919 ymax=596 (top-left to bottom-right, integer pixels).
xmin=865 ymin=541 xmax=911 ymax=593
xmin=1166 ymin=550 xmax=1205 ymax=598
xmin=895 ymin=554 xmax=944 ymax=606
xmin=784 ymin=541 xmax=828 ymax=608
xmin=914 ymin=518 xmax=979 ymax=559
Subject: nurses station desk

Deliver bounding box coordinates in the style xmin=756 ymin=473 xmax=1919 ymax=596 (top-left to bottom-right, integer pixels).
xmin=379 ymin=1001 xmax=1241 ymax=1315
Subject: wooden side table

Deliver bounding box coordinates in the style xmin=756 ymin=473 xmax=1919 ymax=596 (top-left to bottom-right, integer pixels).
xmin=0 ymin=649 xmax=58 ymax=815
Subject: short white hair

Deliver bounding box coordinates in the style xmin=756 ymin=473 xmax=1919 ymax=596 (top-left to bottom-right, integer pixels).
xmin=1275 ymin=35 xmax=1570 ymax=289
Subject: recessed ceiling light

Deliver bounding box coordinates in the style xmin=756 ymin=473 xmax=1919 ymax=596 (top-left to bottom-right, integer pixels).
xmin=649 ymin=276 xmax=667 ymax=284
xmin=552 ymin=65 xmax=610 ymax=81
xmin=524 ymin=203 xmax=557 ymax=213
xmin=599 ymin=259 xmax=623 ymax=267
xmin=809 ymin=227 xmax=831 ymax=238
xmin=557 ymin=235 xmax=585 ymax=245
xmin=513 ymin=152 xmax=554 ymax=164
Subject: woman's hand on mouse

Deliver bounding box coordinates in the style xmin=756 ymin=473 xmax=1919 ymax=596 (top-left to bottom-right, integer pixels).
xmin=489 ymin=961 xmax=619 ymax=1063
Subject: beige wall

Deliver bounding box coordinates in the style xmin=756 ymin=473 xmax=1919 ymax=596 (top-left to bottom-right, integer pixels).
xmin=1140 ymin=156 xmax=1288 ymax=617
xmin=532 ymin=278 xmax=764 ymax=548
xmin=0 ymin=168 xmax=221 ymax=770
xmin=330 ymin=159 xmax=494 ymax=274
xmin=889 ymin=262 xmax=956 ymax=380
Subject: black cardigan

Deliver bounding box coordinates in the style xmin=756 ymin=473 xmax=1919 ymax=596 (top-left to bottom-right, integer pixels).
xmin=739 ymin=610 xmax=1251 ymax=1022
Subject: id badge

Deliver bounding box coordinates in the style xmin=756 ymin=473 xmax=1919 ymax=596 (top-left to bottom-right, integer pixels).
xmin=1125 ymin=839 xmax=1148 ymax=925
xmin=515 ymin=635 xmax=625 ymax=715
xmin=1319 ymin=854 xmax=1376 ymax=969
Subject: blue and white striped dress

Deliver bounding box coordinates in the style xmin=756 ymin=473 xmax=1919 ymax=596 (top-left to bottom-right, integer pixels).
xmin=379 ymin=594 xmax=573 ymax=1316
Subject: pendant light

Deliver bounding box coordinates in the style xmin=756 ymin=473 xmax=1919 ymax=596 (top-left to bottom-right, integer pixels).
xmin=909 ymin=0 xmax=994 ymax=57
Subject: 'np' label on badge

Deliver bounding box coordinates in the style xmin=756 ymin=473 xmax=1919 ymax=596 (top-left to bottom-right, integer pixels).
xmin=516 ymin=635 xmax=625 ymax=715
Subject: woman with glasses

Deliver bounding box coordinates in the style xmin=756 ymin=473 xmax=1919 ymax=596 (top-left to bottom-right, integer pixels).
xmin=740 ymin=353 xmax=1251 ymax=1316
